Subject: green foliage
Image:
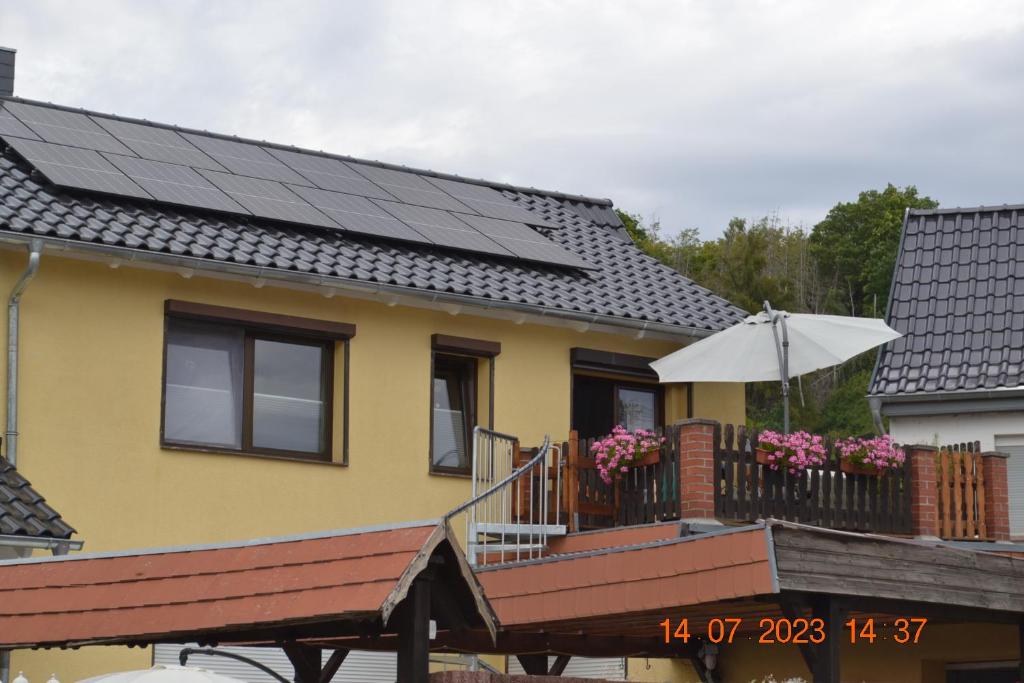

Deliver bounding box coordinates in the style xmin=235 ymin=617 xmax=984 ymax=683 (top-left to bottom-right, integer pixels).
xmin=809 ymin=184 xmax=937 ymax=316
xmin=617 ymin=185 xmax=937 ymax=435
xmin=818 ymin=369 xmax=877 ymax=436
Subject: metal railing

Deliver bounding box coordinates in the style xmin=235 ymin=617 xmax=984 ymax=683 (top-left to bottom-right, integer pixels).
xmin=445 ymin=427 xmax=562 ymax=566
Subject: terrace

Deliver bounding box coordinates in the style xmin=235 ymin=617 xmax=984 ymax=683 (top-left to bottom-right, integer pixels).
xmin=455 ymin=420 xmax=1009 ymax=567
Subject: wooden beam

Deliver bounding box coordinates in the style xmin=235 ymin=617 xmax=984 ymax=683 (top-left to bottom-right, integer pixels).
xmin=778 ymin=598 xmax=815 ymax=674
xmin=810 ymin=596 xmax=840 ymax=683
xmin=1018 ymin=619 xmax=1024 ymax=683
xmin=549 ymin=655 xmax=571 ymax=676
xmin=319 ymin=649 xmax=348 ymax=683
xmin=396 ymin=580 xmax=431 ymax=683
xmin=516 ymin=654 xmax=549 ymax=674
xmin=283 ymin=644 xmax=322 ymax=683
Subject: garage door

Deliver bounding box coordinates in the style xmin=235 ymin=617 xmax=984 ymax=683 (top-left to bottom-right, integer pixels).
xmin=507 ymin=655 xmax=625 ymax=679
xmin=996 ymin=436 xmax=1024 ymax=538
xmin=153 ymin=643 xmax=396 ymax=682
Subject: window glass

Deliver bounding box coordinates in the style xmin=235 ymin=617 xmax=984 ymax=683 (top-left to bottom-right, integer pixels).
xmin=252 ymin=339 xmax=325 ymax=454
xmin=617 ymin=387 xmax=657 ymax=431
xmin=432 ymin=356 xmax=475 ymax=471
xmin=164 ymin=319 xmax=244 ymax=448
xmin=163 ymin=317 xmax=333 ymax=460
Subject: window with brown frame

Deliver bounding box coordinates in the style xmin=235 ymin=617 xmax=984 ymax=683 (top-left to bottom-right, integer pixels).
xmin=428 ymin=334 xmax=500 ymax=475
xmin=161 ymin=302 xmax=350 ymax=463
xmin=431 ymin=354 xmax=477 ymax=474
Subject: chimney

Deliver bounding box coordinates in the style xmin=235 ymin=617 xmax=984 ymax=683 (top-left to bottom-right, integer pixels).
xmin=0 ymin=47 xmax=15 ymax=97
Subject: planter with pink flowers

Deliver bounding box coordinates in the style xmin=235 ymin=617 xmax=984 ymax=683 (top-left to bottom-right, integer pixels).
xmin=590 ymin=425 xmax=666 ymax=484
xmin=836 ymin=435 xmax=905 ymax=476
xmin=755 ymin=430 xmax=828 ymax=473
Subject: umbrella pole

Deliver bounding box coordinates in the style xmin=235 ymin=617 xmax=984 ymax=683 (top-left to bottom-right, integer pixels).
xmin=764 ymin=301 xmax=791 ymax=433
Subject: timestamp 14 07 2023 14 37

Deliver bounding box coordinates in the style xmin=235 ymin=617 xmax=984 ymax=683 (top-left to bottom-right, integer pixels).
xmin=659 ymin=617 xmax=928 ymax=646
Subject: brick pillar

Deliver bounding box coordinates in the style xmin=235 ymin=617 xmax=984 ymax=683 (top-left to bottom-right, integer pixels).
xmin=982 ymin=452 xmax=1011 ymax=541
xmin=907 ymin=445 xmax=938 ymax=538
xmin=675 ymin=418 xmax=718 ymax=522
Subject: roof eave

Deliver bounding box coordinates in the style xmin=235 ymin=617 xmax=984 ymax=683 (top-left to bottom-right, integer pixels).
xmin=0 ymin=233 xmax=719 ymax=342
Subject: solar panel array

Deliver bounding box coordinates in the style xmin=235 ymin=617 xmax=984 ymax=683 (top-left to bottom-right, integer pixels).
xmin=0 ymin=100 xmax=590 ymax=269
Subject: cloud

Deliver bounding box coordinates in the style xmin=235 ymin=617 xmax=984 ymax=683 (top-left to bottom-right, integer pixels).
xmin=4 ymin=0 xmax=1024 ymax=237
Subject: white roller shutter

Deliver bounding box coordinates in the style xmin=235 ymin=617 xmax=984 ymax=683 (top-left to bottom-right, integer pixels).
xmin=507 ymin=655 xmax=625 ymax=679
xmin=153 ymin=643 xmax=396 ymax=682
xmin=996 ymin=436 xmax=1024 ymax=538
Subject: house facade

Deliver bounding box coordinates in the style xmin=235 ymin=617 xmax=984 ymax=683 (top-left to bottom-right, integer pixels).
xmin=0 ymin=61 xmax=746 ymax=682
xmin=870 ymin=205 xmax=1024 ymax=538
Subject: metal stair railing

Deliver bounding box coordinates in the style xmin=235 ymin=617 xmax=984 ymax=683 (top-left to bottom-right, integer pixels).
xmin=444 ymin=427 xmax=563 ymax=566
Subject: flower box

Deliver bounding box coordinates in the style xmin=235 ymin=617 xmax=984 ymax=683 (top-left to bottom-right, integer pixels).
xmin=639 ymin=449 xmax=661 ymax=466
xmin=839 ymin=460 xmax=881 ymax=476
xmin=755 ymin=448 xmax=772 ymax=465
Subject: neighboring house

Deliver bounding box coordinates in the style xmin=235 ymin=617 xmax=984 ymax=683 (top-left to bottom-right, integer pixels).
xmin=869 ymin=204 xmax=1024 ymax=537
xmin=0 ymin=51 xmax=746 ymax=682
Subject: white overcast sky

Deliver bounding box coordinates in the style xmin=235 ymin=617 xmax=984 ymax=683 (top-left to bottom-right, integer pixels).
xmin=3 ymin=1 xmax=1024 ymax=238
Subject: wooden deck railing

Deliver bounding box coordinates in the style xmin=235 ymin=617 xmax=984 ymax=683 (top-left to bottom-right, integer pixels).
xmin=561 ymin=426 xmax=681 ymax=531
xmin=713 ymin=425 xmax=914 ymax=534
xmin=936 ymin=442 xmax=987 ymax=540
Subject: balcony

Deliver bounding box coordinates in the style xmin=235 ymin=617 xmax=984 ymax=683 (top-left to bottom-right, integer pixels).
xmin=452 ymin=421 xmax=1008 ymax=567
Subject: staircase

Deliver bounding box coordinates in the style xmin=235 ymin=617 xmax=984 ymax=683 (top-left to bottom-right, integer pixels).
xmin=445 ymin=427 xmax=566 ymax=566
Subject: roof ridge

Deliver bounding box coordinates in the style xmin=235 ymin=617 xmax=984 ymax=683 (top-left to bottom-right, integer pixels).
xmin=0 ymin=95 xmax=614 ymax=207
xmin=908 ymin=203 xmax=1024 ymax=216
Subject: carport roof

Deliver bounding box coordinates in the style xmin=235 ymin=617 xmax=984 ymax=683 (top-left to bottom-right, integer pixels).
xmin=0 ymin=519 xmax=495 ymax=649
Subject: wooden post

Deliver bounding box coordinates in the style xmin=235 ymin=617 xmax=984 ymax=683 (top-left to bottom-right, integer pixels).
xmin=396 ymin=579 xmax=431 ymax=683
xmin=810 ymin=596 xmax=840 ymax=683
xmin=283 ymin=644 xmax=323 ymax=683
xmin=566 ymin=431 xmax=580 ymax=532
xmin=549 ymin=655 xmax=571 ymax=675
xmin=1018 ymin=618 xmax=1024 ymax=683
xmin=516 ymin=654 xmax=549 ymax=674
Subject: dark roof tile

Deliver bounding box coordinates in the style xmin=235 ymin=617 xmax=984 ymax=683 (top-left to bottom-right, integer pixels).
xmin=0 ymin=457 xmax=75 ymax=540
xmin=871 ymin=206 xmax=1024 ymax=396
xmin=0 ymin=104 xmax=744 ymax=333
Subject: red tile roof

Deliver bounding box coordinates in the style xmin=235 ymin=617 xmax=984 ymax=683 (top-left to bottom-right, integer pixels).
xmin=0 ymin=520 xmax=495 ymax=648
xmin=477 ymin=527 xmax=775 ymax=629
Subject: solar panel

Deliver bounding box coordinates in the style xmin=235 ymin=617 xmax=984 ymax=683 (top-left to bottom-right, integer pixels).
xmin=4 ymin=102 xmax=134 ymax=155
xmin=0 ymin=104 xmax=40 ymax=140
xmin=265 ymin=148 xmax=396 ymax=200
xmin=424 ymin=176 xmax=560 ymax=228
xmin=182 ymin=133 xmax=311 ymax=184
xmin=92 ymin=117 xmax=227 ymax=171
xmin=375 ymin=201 xmax=512 ymax=256
xmin=286 ymin=184 xmax=428 ymax=243
xmin=2 ymin=136 xmax=151 ymax=198
xmin=103 ymin=154 xmax=248 ymax=213
xmin=349 ymin=163 xmax=476 ymax=213
xmin=456 ymin=213 xmax=594 ymax=269
xmin=197 ymin=169 xmax=336 ymax=227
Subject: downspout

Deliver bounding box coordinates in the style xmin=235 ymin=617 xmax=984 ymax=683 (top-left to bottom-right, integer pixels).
xmin=5 ymin=239 xmax=41 ymax=467
xmin=1 ymin=239 xmax=40 ymax=683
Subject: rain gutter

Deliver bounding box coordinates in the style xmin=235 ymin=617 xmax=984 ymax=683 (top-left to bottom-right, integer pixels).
xmin=0 ymin=535 xmax=83 ymax=552
xmin=0 ymin=233 xmax=717 ymax=343
xmin=5 ymin=239 xmax=41 ymax=466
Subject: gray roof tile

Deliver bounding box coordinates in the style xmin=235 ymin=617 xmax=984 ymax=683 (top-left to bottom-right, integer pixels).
xmin=871 ymin=206 xmax=1024 ymax=396
xmin=0 ymin=101 xmax=745 ymax=332
xmin=0 ymin=457 xmax=75 ymax=539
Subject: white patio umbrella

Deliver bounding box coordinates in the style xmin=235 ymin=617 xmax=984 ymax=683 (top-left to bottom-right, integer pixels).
xmin=77 ymin=666 xmax=247 ymax=683
xmin=650 ymin=301 xmax=901 ymax=432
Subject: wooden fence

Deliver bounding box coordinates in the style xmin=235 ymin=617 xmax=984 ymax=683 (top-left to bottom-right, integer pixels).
xmin=562 ymin=426 xmax=681 ymax=531
xmin=713 ymin=425 xmax=913 ymax=534
xmin=936 ymin=442 xmax=987 ymax=540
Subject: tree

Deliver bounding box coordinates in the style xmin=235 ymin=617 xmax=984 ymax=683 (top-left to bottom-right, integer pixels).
xmin=810 ymin=185 xmax=937 ymax=317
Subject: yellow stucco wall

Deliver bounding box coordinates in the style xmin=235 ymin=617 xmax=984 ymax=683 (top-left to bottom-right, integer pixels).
xmin=0 ymin=249 xmax=745 ymax=681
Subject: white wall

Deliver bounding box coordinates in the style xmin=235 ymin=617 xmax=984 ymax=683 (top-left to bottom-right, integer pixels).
xmin=888 ymin=411 xmax=1024 ymax=451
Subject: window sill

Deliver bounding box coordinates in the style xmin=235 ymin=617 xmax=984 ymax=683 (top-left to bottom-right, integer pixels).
xmin=429 ymin=467 xmax=472 ymax=479
xmin=162 ymin=443 xmax=347 ymax=467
